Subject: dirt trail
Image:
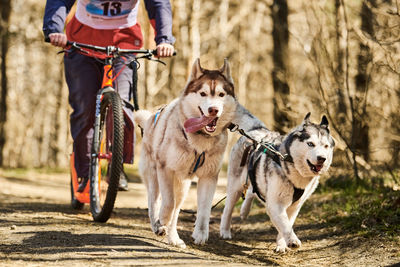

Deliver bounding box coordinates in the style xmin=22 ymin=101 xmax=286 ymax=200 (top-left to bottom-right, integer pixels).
xmin=0 ymin=169 xmax=399 ymax=266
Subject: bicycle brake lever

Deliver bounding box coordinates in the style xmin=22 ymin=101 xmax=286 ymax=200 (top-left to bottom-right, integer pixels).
xmin=135 ymin=54 xmax=166 ymax=65
xmin=57 ymin=44 xmax=89 ymax=55
xmin=150 ymin=58 xmax=166 ymax=65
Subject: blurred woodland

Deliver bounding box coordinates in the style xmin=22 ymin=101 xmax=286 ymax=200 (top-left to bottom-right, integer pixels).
xmin=0 ymin=0 xmax=399 ymax=181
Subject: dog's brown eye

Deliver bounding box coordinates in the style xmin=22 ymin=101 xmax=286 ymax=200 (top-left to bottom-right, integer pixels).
xmin=325 ymin=144 xmax=329 ymax=149
xmin=307 ymin=142 xmax=315 ymax=147
xmin=200 ymin=92 xmax=207 ymax=97
xmin=218 ymin=93 xmax=225 ymax=97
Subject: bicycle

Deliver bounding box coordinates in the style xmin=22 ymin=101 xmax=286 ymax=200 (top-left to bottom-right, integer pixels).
xmin=49 ymin=40 xmax=174 ymax=222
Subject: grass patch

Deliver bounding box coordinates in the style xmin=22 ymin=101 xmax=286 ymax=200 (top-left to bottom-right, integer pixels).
xmin=315 ymin=175 xmax=400 ymax=239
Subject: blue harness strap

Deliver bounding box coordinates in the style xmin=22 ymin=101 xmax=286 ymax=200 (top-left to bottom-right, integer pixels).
xmin=154 ymin=110 xmax=161 ymax=125
xmin=153 ymin=106 xmax=166 ymax=126
xmin=193 ymin=152 xmax=205 ymax=173
xmin=188 ymin=151 xmax=205 ymax=175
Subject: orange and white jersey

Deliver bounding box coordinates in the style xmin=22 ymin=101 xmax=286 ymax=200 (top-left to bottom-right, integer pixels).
xmin=75 ymin=0 xmax=139 ymax=29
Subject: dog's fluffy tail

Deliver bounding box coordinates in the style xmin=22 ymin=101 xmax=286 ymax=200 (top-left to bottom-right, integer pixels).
xmin=133 ymin=110 xmax=153 ymax=128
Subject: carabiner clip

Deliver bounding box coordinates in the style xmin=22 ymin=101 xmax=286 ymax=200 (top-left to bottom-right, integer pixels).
xmin=229 ymin=124 xmax=239 ymax=132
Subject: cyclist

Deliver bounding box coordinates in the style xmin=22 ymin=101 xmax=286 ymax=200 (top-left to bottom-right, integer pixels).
xmin=43 ymin=0 xmax=175 ymax=191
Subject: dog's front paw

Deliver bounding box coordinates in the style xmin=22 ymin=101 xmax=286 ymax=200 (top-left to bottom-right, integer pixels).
xmin=192 ymin=229 xmax=209 ymax=245
xmin=276 ymin=237 xmax=300 ymax=252
xmin=152 ymin=220 xmax=167 ymax=236
xmin=168 ymin=236 xmax=186 ymax=249
xmin=275 ymin=237 xmax=288 ymax=253
xmin=275 ymin=245 xmax=288 ymax=253
xmin=156 ymin=225 xmax=167 ymax=236
xmin=287 ymin=235 xmax=302 ymax=248
xmin=219 ymin=228 xmax=232 ymax=239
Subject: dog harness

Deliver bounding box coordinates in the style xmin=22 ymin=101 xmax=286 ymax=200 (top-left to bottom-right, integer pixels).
xmin=150 ymin=106 xmax=206 ymax=175
xmin=242 ymin=143 xmax=304 ymax=204
xmin=179 ymin=120 xmax=206 ymax=175
xmin=154 ymin=110 xmax=162 ymax=124
xmin=188 ymin=151 xmax=205 ymax=175
xmin=227 ymin=123 xmax=303 ymax=204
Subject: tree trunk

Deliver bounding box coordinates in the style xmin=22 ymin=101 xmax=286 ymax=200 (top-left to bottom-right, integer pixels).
xmin=270 ymin=0 xmax=291 ymax=133
xmin=49 ymin=65 xmax=64 ymax=167
xmin=354 ymin=0 xmax=375 ymax=162
xmin=0 ymin=0 xmax=11 ymax=166
xmin=334 ymin=0 xmax=348 ymax=125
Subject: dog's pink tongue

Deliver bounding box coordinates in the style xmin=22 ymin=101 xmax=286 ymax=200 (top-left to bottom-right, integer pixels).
xmin=184 ymin=115 xmax=215 ymax=133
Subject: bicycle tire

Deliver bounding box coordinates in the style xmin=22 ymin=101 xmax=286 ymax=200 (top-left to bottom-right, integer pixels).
xmin=70 ymin=178 xmax=84 ymax=210
xmin=89 ymin=90 xmax=124 ymax=222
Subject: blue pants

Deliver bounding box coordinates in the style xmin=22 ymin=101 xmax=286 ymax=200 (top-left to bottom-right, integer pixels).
xmin=64 ymin=51 xmax=134 ymax=178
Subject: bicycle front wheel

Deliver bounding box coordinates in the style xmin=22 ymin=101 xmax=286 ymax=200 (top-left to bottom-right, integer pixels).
xmin=90 ymin=90 xmax=124 ymax=222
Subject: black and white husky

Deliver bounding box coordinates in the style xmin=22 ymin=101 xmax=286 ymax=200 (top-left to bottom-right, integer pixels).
xmin=220 ymin=113 xmax=335 ymax=253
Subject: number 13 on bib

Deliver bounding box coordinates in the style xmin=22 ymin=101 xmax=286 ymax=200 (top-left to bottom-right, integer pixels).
xmin=75 ymin=0 xmax=139 ymax=29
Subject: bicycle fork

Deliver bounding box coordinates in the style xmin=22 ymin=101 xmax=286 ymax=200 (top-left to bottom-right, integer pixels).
xmin=90 ymin=87 xmax=115 ymax=199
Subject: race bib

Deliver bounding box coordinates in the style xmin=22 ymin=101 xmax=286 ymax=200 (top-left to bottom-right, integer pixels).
xmin=75 ymin=0 xmax=139 ymax=30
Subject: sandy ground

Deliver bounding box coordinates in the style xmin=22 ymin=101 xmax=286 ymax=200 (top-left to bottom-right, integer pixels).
xmin=0 ymin=169 xmax=399 ymax=266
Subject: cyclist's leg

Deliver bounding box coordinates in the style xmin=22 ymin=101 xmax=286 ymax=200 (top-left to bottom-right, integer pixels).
xmin=113 ymin=55 xmax=135 ymax=122
xmin=113 ymin=56 xmax=136 ymax=191
xmin=64 ymin=51 xmax=103 ymax=181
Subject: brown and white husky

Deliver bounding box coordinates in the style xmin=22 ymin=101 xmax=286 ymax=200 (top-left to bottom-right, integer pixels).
xmin=134 ymin=58 xmax=240 ymax=248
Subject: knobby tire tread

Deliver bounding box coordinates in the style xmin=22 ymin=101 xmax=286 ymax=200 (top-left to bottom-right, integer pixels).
xmin=90 ymin=91 xmax=124 ymax=222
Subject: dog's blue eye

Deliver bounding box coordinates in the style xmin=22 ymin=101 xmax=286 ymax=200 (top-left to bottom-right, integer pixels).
xmin=200 ymin=92 xmax=207 ymax=97
xmin=307 ymin=142 xmax=315 ymax=147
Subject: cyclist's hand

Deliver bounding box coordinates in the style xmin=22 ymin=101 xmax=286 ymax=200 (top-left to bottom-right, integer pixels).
xmin=156 ymin=43 xmax=174 ymax=57
xmin=48 ymin=33 xmax=68 ymax=48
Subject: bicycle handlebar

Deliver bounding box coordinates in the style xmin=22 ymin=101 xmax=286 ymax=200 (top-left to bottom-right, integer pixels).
xmin=45 ymin=37 xmax=176 ymax=57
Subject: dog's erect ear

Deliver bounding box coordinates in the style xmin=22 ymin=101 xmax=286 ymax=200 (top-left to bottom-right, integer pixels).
xmin=320 ymin=115 xmax=329 ymax=127
xmin=188 ymin=58 xmax=204 ymax=82
xmin=303 ymin=112 xmax=311 ymax=125
xmin=220 ymin=58 xmax=234 ymax=85
xmin=320 ymin=115 xmax=330 ymax=133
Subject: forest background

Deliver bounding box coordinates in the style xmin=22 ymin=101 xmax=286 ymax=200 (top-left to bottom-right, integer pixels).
xmin=0 ymin=0 xmax=399 ymax=182
xmin=0 ymin=1 xmax=399 ymax=264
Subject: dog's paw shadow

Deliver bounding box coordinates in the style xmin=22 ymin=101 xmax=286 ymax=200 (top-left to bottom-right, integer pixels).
xmin=184 ymin=229 xmax=252 ymax=254
xmin=183 ymin=230 xmax=276 ymax=265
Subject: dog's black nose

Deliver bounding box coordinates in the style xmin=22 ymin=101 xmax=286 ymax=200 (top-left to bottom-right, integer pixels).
xmin=317 ymin=156 xmax=326 ymax=164
xmin=208 ymin=107 xmax=219 ymax=116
